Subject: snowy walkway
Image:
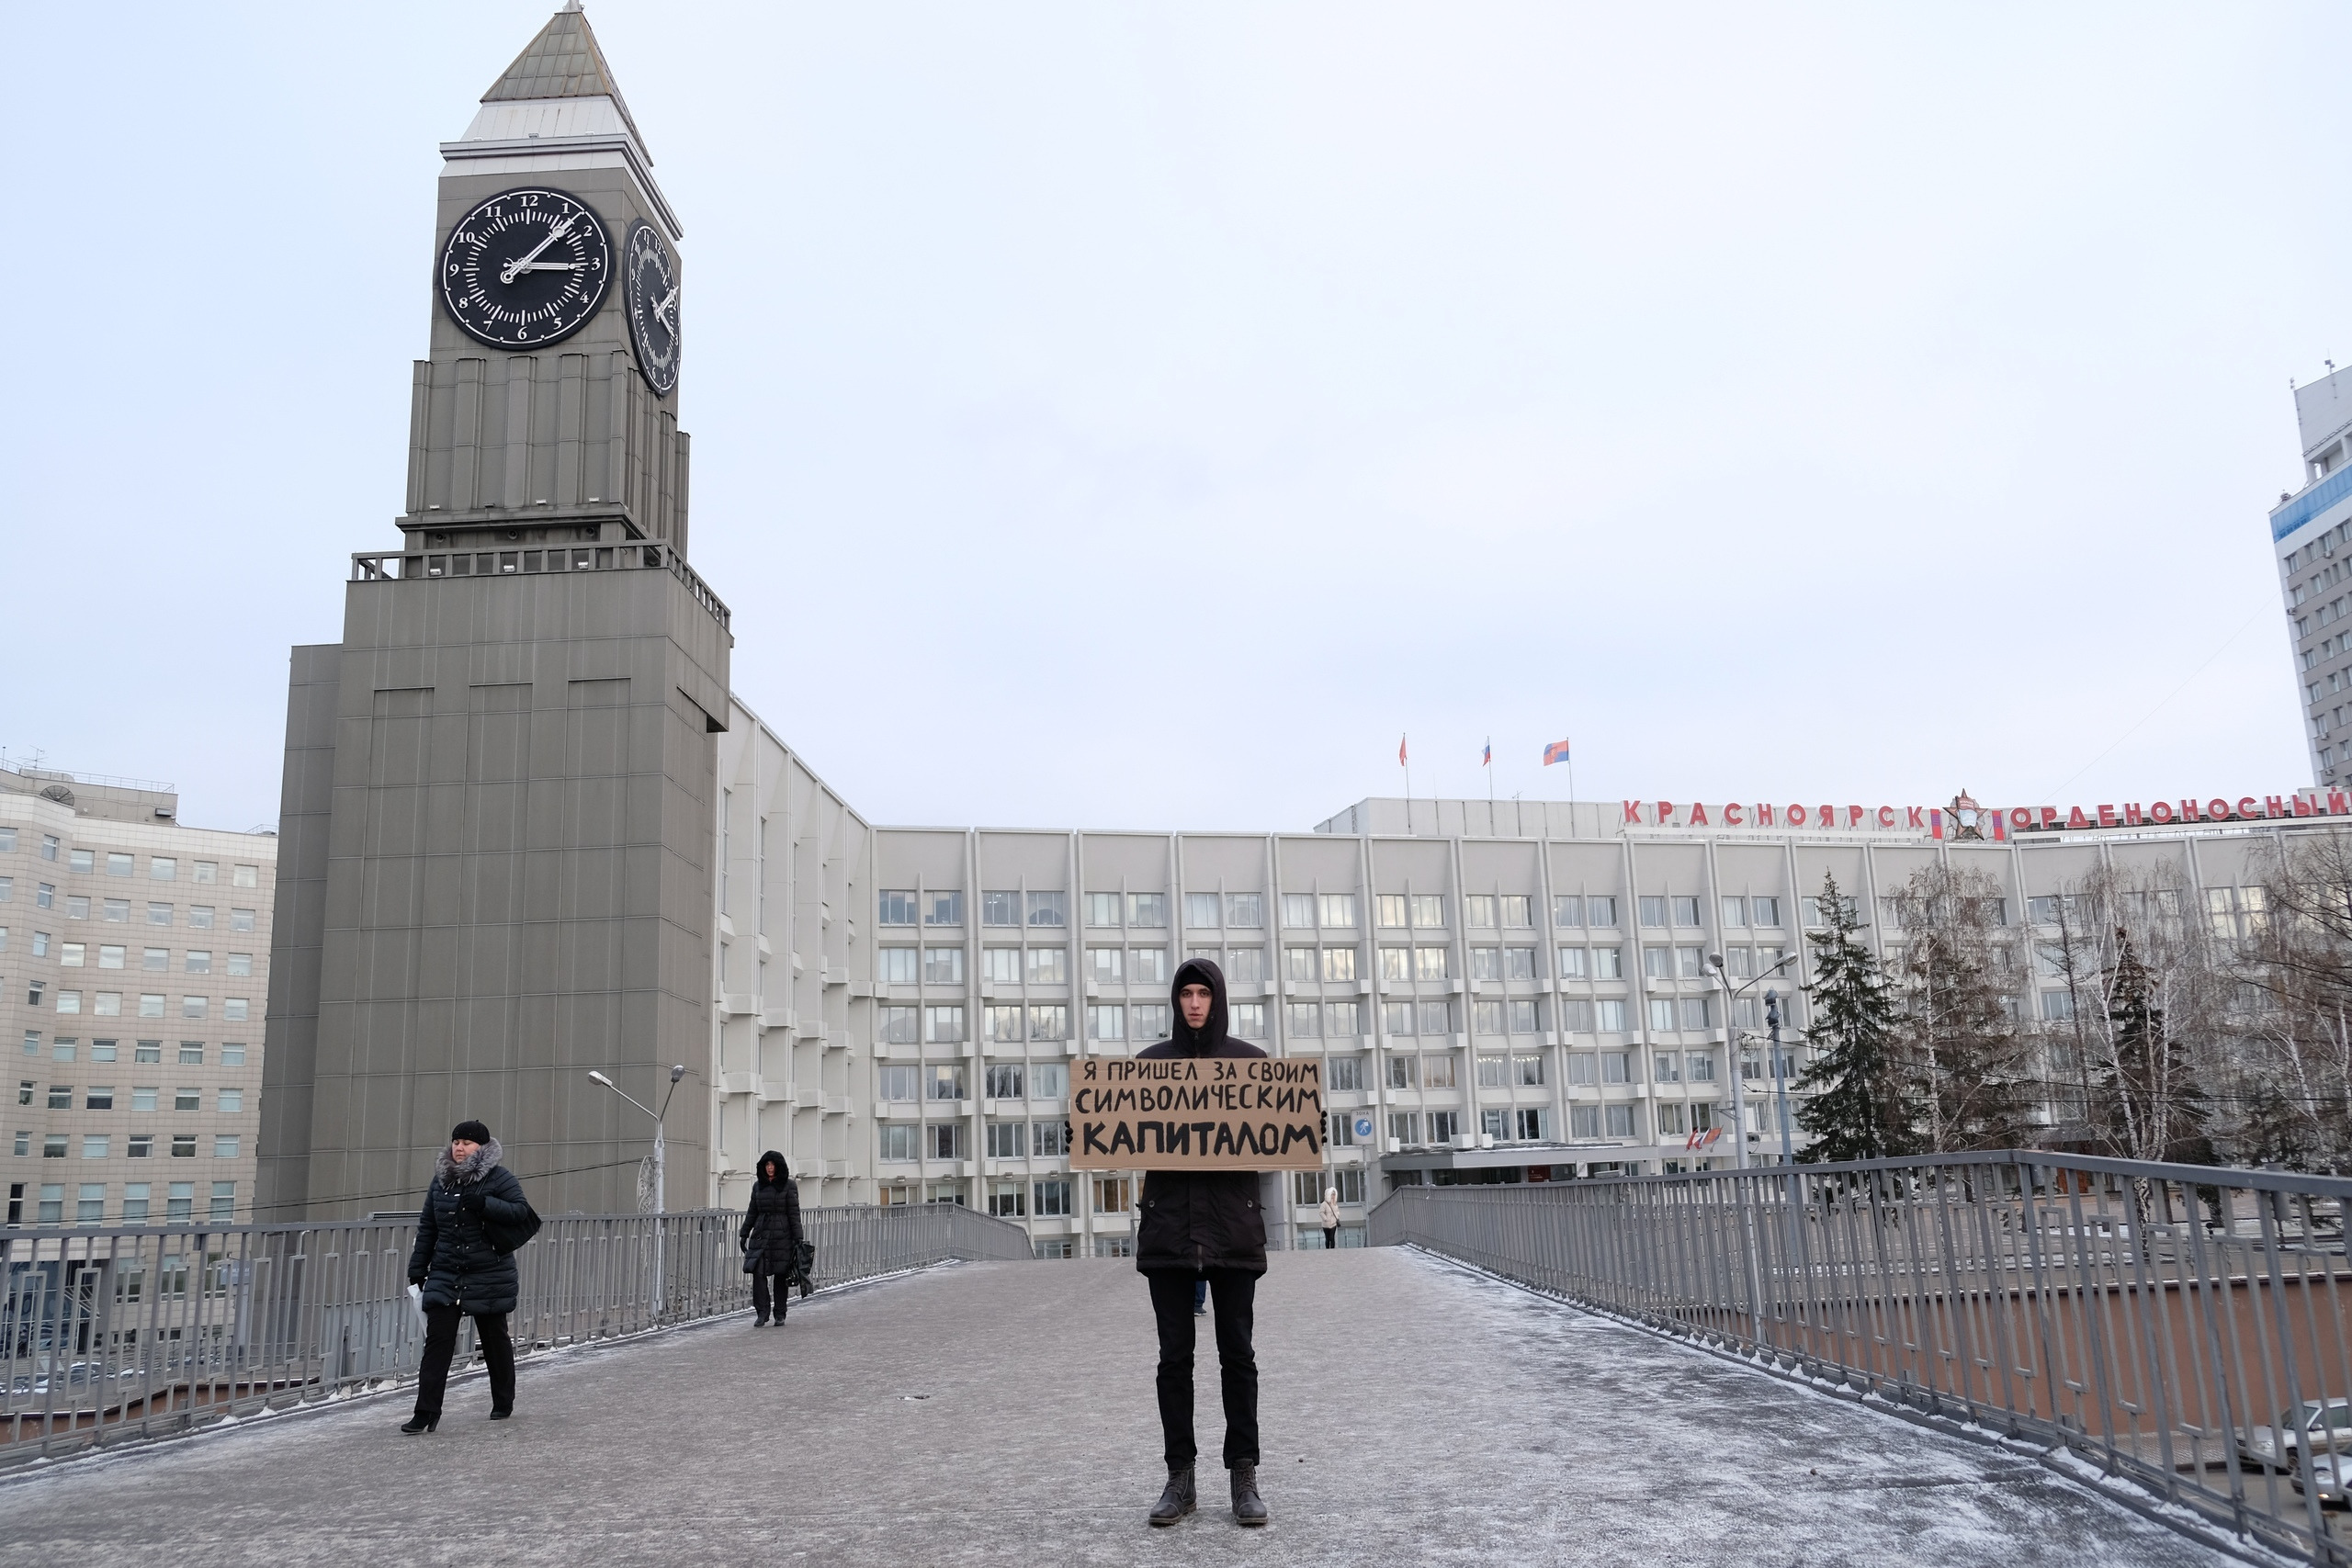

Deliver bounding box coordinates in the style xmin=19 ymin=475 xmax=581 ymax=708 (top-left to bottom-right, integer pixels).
xmin=0 ymin=1248 xmax=2245 ymax=1567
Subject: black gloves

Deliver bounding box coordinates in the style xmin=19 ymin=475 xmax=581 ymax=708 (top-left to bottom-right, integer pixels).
xmin=458 ymin=1188 xmax=487 ymax=1217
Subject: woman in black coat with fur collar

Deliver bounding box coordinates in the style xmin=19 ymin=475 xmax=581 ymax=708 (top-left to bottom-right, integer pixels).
xmin=402 ymin=1120 xmax=532 ymax=1432
xmin=740 ymin=1151 xmax=803 ymax=1325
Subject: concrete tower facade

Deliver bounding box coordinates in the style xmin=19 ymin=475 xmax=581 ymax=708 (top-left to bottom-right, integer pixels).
xmin=260 ymin=6 xmax=732 ymax=1220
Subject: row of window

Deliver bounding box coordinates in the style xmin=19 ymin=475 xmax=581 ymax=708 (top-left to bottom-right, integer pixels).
xmin=0 ymin=895 xmax=259 ymax=928
xmin=871 ymin=941 xmax=1793 ymax=990
xmin=19 ymin=1082 xmax=243 ymax=1111
xmin=52 ymin=944 xmax=256 ymax=974
xmin=4 ymin=1179 xmax=234 ymax=1226
xmin=22 ymin=1037 xmax=247 ymax=1065
xmin=0 ymin=831 xmax=261 ymax=887
xmin=876 ymin=889 xmax=1804 ymax=934
xmin=879 ymin=1063 xmax=1073 ymax=1101
xmin=15 ymin=1132 xmax=243 ymax=1158
xmin=22 ymin=987 xmax=252 ymax=1020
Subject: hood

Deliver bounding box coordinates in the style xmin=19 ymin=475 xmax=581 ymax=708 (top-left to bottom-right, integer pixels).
xmin=755 ymin=1149 xmax=791 ymax=1188
xmin=435 ymin=1135 xmax=503 ymax=1188
xmin=1170 ymin=956 xmax=1230 ymax=1055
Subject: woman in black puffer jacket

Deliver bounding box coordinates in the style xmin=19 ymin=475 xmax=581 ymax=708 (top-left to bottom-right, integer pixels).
xmin=402 ymin=1120 xmax=533 ymax=1432
xmin=739 ymin=1150 xmax=803 ymax=1326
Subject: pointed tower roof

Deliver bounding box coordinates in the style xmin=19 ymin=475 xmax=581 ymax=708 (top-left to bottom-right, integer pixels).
xmin=481 ymin=3 xmax=650 ymax=161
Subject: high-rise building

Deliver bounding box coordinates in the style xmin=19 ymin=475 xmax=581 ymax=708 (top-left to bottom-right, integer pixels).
xmin=261 ymin=4 xmax=729 ymax=1222
xmin=0 ymin=763 xmax=277 ymax=1228
xmin=2273 ymin=365 xmax=2352 ymax=786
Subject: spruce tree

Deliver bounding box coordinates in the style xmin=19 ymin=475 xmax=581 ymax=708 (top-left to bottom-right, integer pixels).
xmin=2099 ymin=928 xmax=2212 ymax=1163
xmin=1795 ymin=871 xmax=1919 ymax=1162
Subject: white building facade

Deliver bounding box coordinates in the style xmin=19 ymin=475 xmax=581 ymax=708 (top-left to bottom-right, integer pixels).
xmin=2275 ymin=365 xmax=2352 ymax=788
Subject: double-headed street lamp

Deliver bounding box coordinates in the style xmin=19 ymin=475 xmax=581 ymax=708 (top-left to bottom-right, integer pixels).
xmin=1706 ymin=951 xmax=1800 ymax=1169
xmin=589 ymin=1064 xmax=688 ymax=1315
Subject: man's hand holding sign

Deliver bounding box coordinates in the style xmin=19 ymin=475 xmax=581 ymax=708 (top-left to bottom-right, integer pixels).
xmin=1069 ymin=1055 xmax=1324 ymax=1171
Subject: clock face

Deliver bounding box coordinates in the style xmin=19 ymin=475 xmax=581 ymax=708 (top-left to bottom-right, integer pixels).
xmin=623 ymin=221 xmax=683 ymax=397
xmin=437 ymin=187 xmax=613 ymax=349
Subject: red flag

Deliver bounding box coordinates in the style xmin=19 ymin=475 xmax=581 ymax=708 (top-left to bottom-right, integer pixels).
xmin=1398 ymin=735 xmax=1408 ymax=766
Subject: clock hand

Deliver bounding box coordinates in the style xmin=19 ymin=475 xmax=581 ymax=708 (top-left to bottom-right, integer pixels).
xmin=508 ymin=261 xmax=586 ymax=272
xmin=499 ymin=214 xmax=577 ymax=285
xmin=654 ymin=284 xmax=681 ymax=330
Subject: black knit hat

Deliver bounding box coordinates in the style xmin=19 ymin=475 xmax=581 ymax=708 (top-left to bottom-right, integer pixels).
xmin=451 ymin=1120 xmax=492 ymax=1145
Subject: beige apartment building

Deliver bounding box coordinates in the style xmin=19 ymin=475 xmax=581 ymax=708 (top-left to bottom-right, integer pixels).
xmin=1 ymin=766 xmax=276 ymax=1230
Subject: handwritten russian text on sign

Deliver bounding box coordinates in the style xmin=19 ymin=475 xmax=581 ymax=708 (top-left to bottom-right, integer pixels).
xmin=1068 ymin=1056 xmax=1325 ymax=1171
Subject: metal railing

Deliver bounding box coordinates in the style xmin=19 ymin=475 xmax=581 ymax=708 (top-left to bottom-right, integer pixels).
xmin=1 ymin=1202 xmax=1029 ymax=1466
xmin=1370 ymin=1152 xmax=2352 ymax=1565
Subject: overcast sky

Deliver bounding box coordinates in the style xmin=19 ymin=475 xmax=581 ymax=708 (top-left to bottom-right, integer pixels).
xmin=4 ymin=4 xmax=2346 ymax=835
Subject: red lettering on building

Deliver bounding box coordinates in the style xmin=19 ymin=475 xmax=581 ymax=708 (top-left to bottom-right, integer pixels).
xmin=2295 ymin=795 xmax=2314 ymax=818
xmin=2209 ymin=799 xmax=2232 ymax=820
xmin=1789 ymin=805 xmax=1808 ymax=826
xmin=2124 ymin=803 xmax=2143 ymax=826
xmin=1724 ymin=803 xmax=1745 ymax=827
xmin=1876 ymin=807 xmax=1895 ymax=828
xmin=2098 ymin=805 xmax=2117 ymax=828
xmin=2236 ymin=796 xmax=2258 ymax=819
xmin=2265 ymin=795 xmax=2286 ymax=818
xmin=2011 ymin=807 xmax=2033 ymax=830
xmin=2332 ymin=792 xmax=2349 ymax=814
xmin=2067 ymin=806 xmax=2090 ymax=829
xmin=1657 ymin=801 xmax=1675 ymax=825
xmin=2181 ymin=799 xmax=2202 ymax=820
xmin=1689 ymin=803 xmax=1709 ymax=827
xmin=1623 ymin=801 xmax=1643 ymax=825
xmin=2149 ymin=801 xmax=2174 ymax=824
xmin=1818 ymin=805 xmax=1835 ymax=829
xmin=1905 ymin=807 xmax=1924 ymax=829
xmin=1846 ymin=806 xmax=1863 ymax=828
xmin=2041 ymin=807 xmax=2060 ymax=829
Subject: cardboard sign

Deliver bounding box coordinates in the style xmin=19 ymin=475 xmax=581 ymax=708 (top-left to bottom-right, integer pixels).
xmin=1068 ymin=1055 xmax=1326 ymax=1171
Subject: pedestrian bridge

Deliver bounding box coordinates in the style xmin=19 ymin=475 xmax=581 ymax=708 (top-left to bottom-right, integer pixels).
xmin=0 ymin=1248 xmax=2272 ymax=1566
xmin=3 ymin=1152 xmax=2346 ymax=1566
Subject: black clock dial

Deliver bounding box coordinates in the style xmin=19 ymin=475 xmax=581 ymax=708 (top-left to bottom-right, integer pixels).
xmin=623 ymin=220 xmax=683 ymax=397
xmin=438 ymin=186 xmax=613 ymax=349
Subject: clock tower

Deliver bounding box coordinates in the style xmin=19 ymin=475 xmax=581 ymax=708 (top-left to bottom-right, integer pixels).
xmin=261 ymin=4 xmax=731 ymax=1222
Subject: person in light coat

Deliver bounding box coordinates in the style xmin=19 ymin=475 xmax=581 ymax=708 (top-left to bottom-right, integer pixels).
xmin=1318 ymin=1187 xmax=1340 ymax=1251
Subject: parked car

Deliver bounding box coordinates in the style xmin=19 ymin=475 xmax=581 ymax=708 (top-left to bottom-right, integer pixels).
xmin=2293 ymin=1453 xmax=2350 ymax=1508
xmin=2238 ymin=1398 xmax=2352 ymax=1470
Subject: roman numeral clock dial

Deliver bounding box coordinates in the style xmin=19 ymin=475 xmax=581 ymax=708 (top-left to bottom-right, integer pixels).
xmin=624 ymin=221 xmax=683 ymax=397
xmin=438 ymin=186 xmax=613 ymax=348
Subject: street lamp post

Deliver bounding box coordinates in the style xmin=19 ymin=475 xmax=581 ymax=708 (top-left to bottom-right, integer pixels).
xmin=1707 ymin=952 xmax=1801 ymax=1170
xmin=589 ymin=1065 xmax=688 ymax=1314
xmin=1765 ymin=988 xmax=1798 ymax=1165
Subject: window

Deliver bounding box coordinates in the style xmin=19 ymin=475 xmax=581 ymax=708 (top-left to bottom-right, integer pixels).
xmin=1127 ymin=893 xmax=1167 ymax=928
xmin=1752 ymin=897 xmax=1781 ymax=927
xmin=1389 ymin=1111 xmax=1420 ymax=1145
xmin=1032 ymin=1063 xmax=1067 ymax=1099
xmin=128 ymin=1134 xmax=153 ymax=1158
xmin=922 ymin=947 xmax=964 ymax=985
xmin=130 ymin=1088 xmax=158 ymax=1111
xmin=1604 ymin=1104 xmax=1635 ymax=1138
xmin=1413 ymin=947 xmax=1448 ymax=981
xmin=1589 ymin=947 xmax=1622 ymax=980
xmin=1654 ymin=1051 xmax=1682 ymax=1083
xmin=174 ymin=1087 xmax=200 ymax=1111
xmin=1418 ymin=998 xmax=1455 ymax=1035
xmin=1500 ymin=896 xmax=1532 ymax=928
xmin=106 ymin=852 xmax=131 ymax=877
xmin=1657 ymin=1102 xmax=1686 ymax=1137
xmin=1130 ymin=947 xmax=1168 ymax=985
xmin=1639 ymin=897 xmax=1668 ymax=928
xmin=1028 ymin=1004 xmax=1069 ymax=1041
xmin=1032 ymin=1179 xmax=1072 ymax=1216
xmin=218 ymin=1089 xmax=243 ymax=1113
xmin=1556 ymin=946 xmax=1587 ymax=980
xmin=61 ymin=941 xmax=86 ymax=966
xmin=879 ymin=1066 xmax=918 ymax=1101
xmin=1087 ymin=1005 xmax=1125 ymax=1042
xmin=1508 ymin=999 xmax=1541 ymax=1033
xmin=85 ymin=1085 xmax=113 ymax=1111
xmin=1473 ymin=1000 xmax=1506 ymax=1034
xmin=1281 ymin=894 xmax=1316 ymax=929
xmin=1320 ymin=946 xmax=1356 ymax=983
xmin=51 ymin=988 xmax=74 ymax=1013
xmin=984 ymin=1004 xmax=1023 ymax=1042
xmin=1557 ymin=998 xmax=1594 ymax=1032
xmin=166 ymin=1182 xmax=194 ymax=1222
xmin=878 ymin=1007 xmax=918 ymax=1045
xmin=1643 ymin=947 xmax=1672 ymax=979
xmin=1091 ymin=1176 xmax=1132 ymax=1213
xmin=150 ymin=858 xmax=176 ymax=882
xmin=170 ymin=1135 xmax=197 ymax=1158
xmin=157 ymin=903 xmax=183 ymax=926
xmin=1286 ymin=1002 xmax=1321 ymax=1038
xmin=981 ymin=948 xmax=1020 ymax=986
xmin=1672 ymin=897 xmax=1701 ymax=927
xmin=1024 ymin=948 xmax=1066 ymax=985
xmin=214 ymin=1136 xmax=239 ymax=1159
xmin=1470 ymin=946 xmax=1501 ymax=981
xmin=67 ymin=896 xmax=89 ymax=919
xmin=1324 ymin=1000 xmax=1359 ymax=1037
xmin=1224 ymin=947 xmax=1264 ymax=983
xmin=1084 ymin=893 xmax=1120 ymax=927
xmin=1283 ymin=947 xmax=1316 ymax=984
xmin=134 ymin=1041 xmax=161 ymax=1063
xmin=1465 ymin=895 xmax=1497 ymax=928
xmin=1032 ymin=1121 xmax=1069 ymax=1157
xmin=982 ymin=891 xmax=1023 ymax=927
xmin=986 ymin=1122 xmax=1025 ymax=1158
xmin=1421 ymin=1054 xmax=1457 ymax=1089
xmin=1226 ymin=892 xmax=1263 ymax=928
xmin=47 ymin=1084 xmax=71 ymax=1110
xmin=928 ymin=1064 xmax=967 ymax=1100
xmin=1476 ymin=1054 xmax=1509 ymax=1088
xmin=879 ymin=1124 xmax=917 ymax=1162
xmin=989 ymin=1182 xmax=1026 ymax=1219
xmin=226 ymin=953 xmax=252 ymax=977
xmin=2041 ymin=990 xmax=2075 ymax=1022
xmin=1383 ymin=999 xmax=1414 ymax=1035
xmin=878 ymin=948 xmax=919 ymax=984
xmin=923 ymin=890 xmax=965 ymax=927
xmin=1688 ymin=1051 xmax=1717 ymax=1082
xmin=1514 ymin=1107 xmax=1544 ymax=1140
xmin=220 ymin=1043 xmax=244 ymax=1066
xmin=37 ymin=1184 xmax=62 ymax=1224
xmin=1086 ymin=947 xmax=1123 ymax=984
xmin=1317 ymin=893 xmax=1358 ymax=928
xmin=1647 ymin=998 xmax=1677 ymax=1032
xmin=1026 ymin=892 xmax=1067 ymax=928
xmin=1386 ymin=1055 xmax=1412 ymax=1089
xmin=231 ymin=864 xmax=257 ymax=888
xmin=121 ymin=1184 xmax=149 ymax=1222
xmin=1377 ymin=895 xmax=1408 ymax=929
xmin=1427 ymin=1111 xmax=1460 ymax=1143
xmin=141 ymin=947 xmax=167 ymax=971
xmin=1328 ymin=1055 xmax=1363 ymax=1092
xmin=1329 ymin=1110 xmax=1357 ymax=1146
xmin=1185 ymin=892 xmax=1221 ymax=928
xmin=1679 ymin=997 xmax=1710 ymax=1030
xmin=1678 ymin=946 xmax=1705 ymax=978
xmin=923 ymin=1006 xmax=966 ymax=1043
xmin=1379 ymin=946 xmax=1411 ymax=981
xmin=1601 ymin=1051 xmax=1631 ymax=1084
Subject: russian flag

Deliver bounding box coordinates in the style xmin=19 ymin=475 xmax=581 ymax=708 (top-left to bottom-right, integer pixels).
xmin=1542 ymin=739 xmax=1571 ymax=767
xmin=1481 ymin=740 xmax=1491 ymax=767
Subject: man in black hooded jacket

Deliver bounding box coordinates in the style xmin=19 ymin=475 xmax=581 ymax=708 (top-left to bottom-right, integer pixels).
xmin=1135 ymin=956 xmax=1270 ymax=1528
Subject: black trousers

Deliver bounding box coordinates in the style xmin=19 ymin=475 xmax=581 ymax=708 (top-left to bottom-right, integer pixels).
xmin=750 ymin=1271 xmax=791 ymax=1320
xmin=1323 ymin=1227 xmax=1337 ymax=1248
xmin=415 ymin=1303 xmax=514 ymax=1418
xmin=1146 ymin=1269 xmax=1259 ymax=1471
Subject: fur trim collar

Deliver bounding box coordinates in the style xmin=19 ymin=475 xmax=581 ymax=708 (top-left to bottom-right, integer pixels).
xmin=435 ymin=1136 xmax=503 ymax=1188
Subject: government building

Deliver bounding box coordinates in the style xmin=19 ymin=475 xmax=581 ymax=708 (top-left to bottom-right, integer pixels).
xmin=249 ymin=6 xmax=2337 ymax=1254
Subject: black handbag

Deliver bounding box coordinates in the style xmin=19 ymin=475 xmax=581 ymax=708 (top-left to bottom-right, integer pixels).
xmin=484 ymin=1198 xmax=541 ymax=1256
xmin=794 ymin=1239 xmax=816 ymax=1296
